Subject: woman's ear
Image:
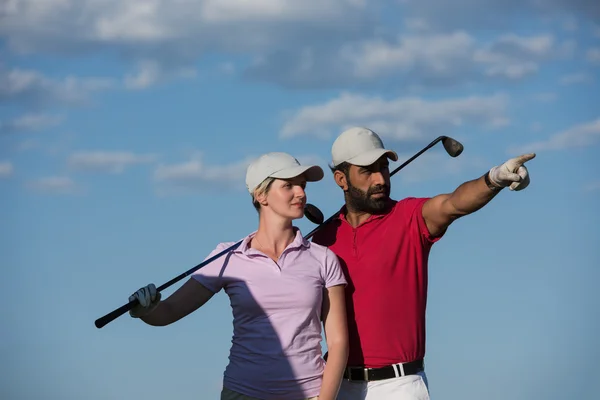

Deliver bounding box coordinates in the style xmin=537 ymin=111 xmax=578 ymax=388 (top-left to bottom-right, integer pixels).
xmin=255 ymin=190 xmax=268 ymax=207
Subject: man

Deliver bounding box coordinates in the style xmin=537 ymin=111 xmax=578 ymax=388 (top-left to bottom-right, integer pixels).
xmin=312 ymin=127 xmax=535 ymax=399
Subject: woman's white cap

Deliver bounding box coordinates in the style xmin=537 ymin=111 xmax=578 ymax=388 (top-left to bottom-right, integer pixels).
xmin=245 ymin=152 xmax=324 ymax=193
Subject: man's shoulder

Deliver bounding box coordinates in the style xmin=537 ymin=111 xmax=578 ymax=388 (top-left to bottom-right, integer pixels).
xmin=394 ymin=196 xmax=430 ymax=206
xmin=311 ymin=218 xmax=343 ymax=247
xmin=390 ymin=197 xmax=431 ymax=214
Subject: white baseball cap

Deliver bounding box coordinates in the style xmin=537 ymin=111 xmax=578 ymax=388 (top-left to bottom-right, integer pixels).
xmin=331 ymin=127 xmax=398 ymax=167
xmin=245 ymin=152 xmax=324 ymax=193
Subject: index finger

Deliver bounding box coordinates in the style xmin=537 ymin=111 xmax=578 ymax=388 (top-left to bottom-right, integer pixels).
xmin=514 ymin=153 xmax=536 ymax=166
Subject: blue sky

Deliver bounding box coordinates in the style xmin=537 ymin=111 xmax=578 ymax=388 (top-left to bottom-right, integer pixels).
xmin=1 ymin=1 xmax=599 ymax=399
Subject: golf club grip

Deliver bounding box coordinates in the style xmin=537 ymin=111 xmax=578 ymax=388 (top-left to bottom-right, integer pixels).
xmin=95 ymin=298 xmax=139 ymax=328
xmin=95 ymin=240 xmax=243 ymax=329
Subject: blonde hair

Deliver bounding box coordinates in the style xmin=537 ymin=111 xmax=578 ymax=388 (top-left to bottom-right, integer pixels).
xmin=251 ymin=177 xmax=275 ymax=212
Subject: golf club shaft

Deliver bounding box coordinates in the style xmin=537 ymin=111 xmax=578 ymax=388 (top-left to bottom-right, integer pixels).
xmin=305 ymin=135 xmax=447 ymax=240
xmin=389 ymin=136 xmax=446 ymax=177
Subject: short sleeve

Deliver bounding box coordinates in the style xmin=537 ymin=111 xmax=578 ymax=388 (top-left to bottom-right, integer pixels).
xmin=400 ymin=197 xmax=445 ymax=246
xmin=322 ymin=248 xmax=347 ymax=288
xmin=191 ymin=241 xmax=237 ymax=293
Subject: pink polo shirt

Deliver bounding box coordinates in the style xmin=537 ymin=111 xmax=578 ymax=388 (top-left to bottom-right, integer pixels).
xmin=192 ymin=228 xmax=347 ymax=400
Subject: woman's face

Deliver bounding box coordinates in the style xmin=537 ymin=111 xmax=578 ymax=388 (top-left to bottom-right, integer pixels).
xmin=262 ymin=176 xmax=307 ymax=220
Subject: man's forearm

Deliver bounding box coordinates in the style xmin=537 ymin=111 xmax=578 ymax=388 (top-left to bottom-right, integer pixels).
xmin=446 ymin=173 xmax=501 ymax=218
xmin=424 ymin=154 xmax=534 ymax=236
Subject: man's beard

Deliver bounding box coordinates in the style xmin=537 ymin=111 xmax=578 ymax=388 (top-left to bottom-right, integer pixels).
xmin=345 ymin=181 xmax=391 ymax=214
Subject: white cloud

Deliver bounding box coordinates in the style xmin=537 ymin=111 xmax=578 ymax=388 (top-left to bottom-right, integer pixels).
xmin=67 ymin=151 xmax=158 ymax=174
xmin=586 ymin=48 xmax=600 ymax=65
xmin=26 ymin=176 xmax=78 ymax=194
xmin=246 ymin=32 xmax=569 ymax=88
xmin=1 ymin=0 xmax=369 ymax=54
xmin=0 ymin=161 xmax=14 ymax=178
xmin=403 ymin=18 xmax=431 ymax=32
xmin=153 ymin=152 xmax=324 ymax=194
xmin=473 ymin=34 xmax=560 ymax=79
xmin=0 ymin=66 xmax=114 ymax=106
xmin=483 ymin=62 xmax=538 ymax=79
xmin=1 ymin=1 xmax=373 ymax=93
xmin=339 ymin=31 xmax=475 ymax=80
xmin=401 ymin=0 xmax=599 ymax=31
xmin=124 ymin=60 xmax=197 ymax=90
xmin=154 ymin=153 xmax=253 ymax=193
xmin=559 ymin=72 xmax=594 ymax=85
xmin=124 ymin=61 xmax=164 ymax=90
xmin=583 ymin=181 xmax=600 ymax=192
xmin=200 ymin=0 xmax=366 ymax=23
xmin=561 ymin=17 xmax=578 ymax=32
xmin=280 ymin=92 xmax=509 ymax=141
xmin=218 ymin=62 xmax=236 ymax=75
xmin=0 ymin=1 xmax=579 ymax=91
xmin=0 ymin=113 xmax=63 ymax=134
xmin=511 ymin=119 xmax=600 ymax=153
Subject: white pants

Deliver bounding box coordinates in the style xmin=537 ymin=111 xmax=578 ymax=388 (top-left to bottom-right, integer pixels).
xmin=336 ymin=371 xmax=430 ymax=400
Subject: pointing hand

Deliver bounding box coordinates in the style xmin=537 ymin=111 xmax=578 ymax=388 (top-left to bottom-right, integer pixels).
xmin=488 ymin=153 xmax=536 ymax=191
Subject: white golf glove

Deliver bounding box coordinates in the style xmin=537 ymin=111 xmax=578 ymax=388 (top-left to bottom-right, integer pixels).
xmin=129 ymin=283 xmax=161 ymax=318
xmin=488 ymin=153 xmax=536 ymax=191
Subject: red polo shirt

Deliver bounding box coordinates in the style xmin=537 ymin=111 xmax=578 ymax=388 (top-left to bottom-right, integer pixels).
xmin=312 ymin=197 xmax=442 ymax=368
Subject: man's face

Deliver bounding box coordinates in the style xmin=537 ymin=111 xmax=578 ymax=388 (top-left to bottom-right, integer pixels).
xmin=344 ymin=156 xmax=391 ymax=214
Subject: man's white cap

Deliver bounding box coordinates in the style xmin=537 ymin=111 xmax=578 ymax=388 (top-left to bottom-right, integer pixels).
xmin=331 ymin=127 xmax=398 ymax=167
xmin=245 ymin=152 xmax=324 ymax=193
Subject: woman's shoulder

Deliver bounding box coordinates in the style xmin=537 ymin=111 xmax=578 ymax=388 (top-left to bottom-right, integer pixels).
xmin=306 ymin=240 xmax=338 ymax=260
xmin=213 ymin=240 xmax=240 ymax=251
xmin=205 ymin=240 xmax=244 ymax=258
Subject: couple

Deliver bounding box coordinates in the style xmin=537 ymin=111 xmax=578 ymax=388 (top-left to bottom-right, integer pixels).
xmin=130 ymin=127 xmax=536 ymax=400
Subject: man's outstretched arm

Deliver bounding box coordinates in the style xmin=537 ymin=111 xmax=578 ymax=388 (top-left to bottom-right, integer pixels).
xmin=422 ymin=153 xmax=536 ymax=238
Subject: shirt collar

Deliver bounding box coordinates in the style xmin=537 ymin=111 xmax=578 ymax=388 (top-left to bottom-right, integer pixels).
xmin=234 ymin=227 xmax=310 ymax=255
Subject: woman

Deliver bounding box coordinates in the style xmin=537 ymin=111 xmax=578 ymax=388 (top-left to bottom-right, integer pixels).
xmin=129 ymin=152 xmax=349 ymax=400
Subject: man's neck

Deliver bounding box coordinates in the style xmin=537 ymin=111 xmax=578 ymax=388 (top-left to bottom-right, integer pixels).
xmin=343 ymin=199 xmax=394 ymax=228
xmin=344 ymin=207 xmax=372 ymax=228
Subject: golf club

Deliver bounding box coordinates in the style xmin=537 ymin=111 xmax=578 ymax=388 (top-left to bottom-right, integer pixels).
xmin=304 ymin=135 xmax=463 ymax=240
xmin=95 ymin=202 xmax=325 ymax=329
xmin=389 ymin=135 xmax=463 ymax=177
xmin=304 ymin=203 xmax=324 ymax=225
xmin=96 ymin=135 xmax=462 ymax=329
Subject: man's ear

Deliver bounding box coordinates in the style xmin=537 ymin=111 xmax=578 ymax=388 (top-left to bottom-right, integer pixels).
xmin=333 ymin=170 xmax=348 ymax=191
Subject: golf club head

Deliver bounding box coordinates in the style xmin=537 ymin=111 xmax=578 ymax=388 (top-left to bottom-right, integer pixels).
xmin=442 ymin=137 xmax=464 ymax=157
xmin=304 ymin=203 xmax=324 ymax=225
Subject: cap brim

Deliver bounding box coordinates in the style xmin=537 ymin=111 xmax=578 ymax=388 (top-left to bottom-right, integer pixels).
xmin=345 ymin=148 xmax=398 ymax=167
xmin=271 ymin=165 xmax=324 ymax=182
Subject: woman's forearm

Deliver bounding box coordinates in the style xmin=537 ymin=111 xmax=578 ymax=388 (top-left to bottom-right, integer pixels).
xmin=136 ymin=278 xmax=215 ymax=327
xmin=319 ymin=340 xmax=349 ymax=400
xmin=139 ymin=301 xmax=177 ymax=326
